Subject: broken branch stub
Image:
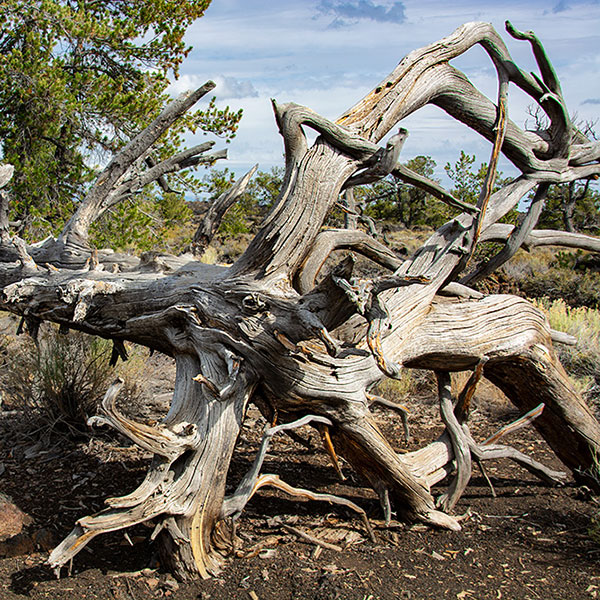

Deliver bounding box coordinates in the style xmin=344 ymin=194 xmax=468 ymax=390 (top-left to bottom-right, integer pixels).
xmin=0 ymin=21 xmax=599 ymax=584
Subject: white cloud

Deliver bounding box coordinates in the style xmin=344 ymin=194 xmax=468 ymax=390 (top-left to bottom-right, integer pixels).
xmin=315 ymin=0 xmax=407 ymax=27
xmin=181 ymin=0 xmax=600 ymax=184
xmin=212 ymin=76 xmax=259 ymax=99
xmin=168 ymin=74 xmax=258 ymax=100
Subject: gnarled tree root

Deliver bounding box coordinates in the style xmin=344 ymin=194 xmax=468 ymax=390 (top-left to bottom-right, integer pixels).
xmin=49 ymin=353 xmax=255 ymax=581
xmin=398 ymin=295 xmax=600 ymax=485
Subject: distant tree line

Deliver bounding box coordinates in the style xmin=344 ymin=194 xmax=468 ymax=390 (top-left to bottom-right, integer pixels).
xmin=2 ymin=1 xmax=597 ymax=255
xmin=201 ymin=150 xmax=599 ymax=245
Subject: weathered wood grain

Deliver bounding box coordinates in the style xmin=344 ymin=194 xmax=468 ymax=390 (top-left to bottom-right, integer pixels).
xmin=0 ymin=21 xmax=598 ymax=582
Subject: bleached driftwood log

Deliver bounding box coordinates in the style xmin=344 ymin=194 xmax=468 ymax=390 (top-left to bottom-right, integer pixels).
xmin=0 ymin=21 xmax=599 ymax=581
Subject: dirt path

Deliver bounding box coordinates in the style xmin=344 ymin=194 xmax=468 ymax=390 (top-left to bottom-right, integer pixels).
xmin=0 ymin=362 xmax=598 ymax=600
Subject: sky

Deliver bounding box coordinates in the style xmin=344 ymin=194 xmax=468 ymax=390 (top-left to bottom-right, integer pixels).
xmin=170 ymin=0 xmax=600 ymax=185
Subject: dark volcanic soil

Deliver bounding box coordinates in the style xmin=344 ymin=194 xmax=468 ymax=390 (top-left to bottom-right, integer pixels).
xmin=0 ymin=358 xmax=598 ymax=600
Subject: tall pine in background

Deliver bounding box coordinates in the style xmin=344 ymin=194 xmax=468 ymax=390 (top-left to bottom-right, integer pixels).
xmin=0 ymin=0 xmax=241 ymax=247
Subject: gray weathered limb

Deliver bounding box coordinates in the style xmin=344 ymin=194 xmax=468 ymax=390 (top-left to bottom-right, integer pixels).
xmin=462 ymin=182 xmax=550 ymax=285
xmin=191 ymin=165 xmax=258 ymax=257
xmin=343 ymin=189 xmax=358 ymax=229
xmin=0 ymin=165 xmax=16 ymax=261
xmin=297 ymin=228 xmax=402 ymax=294
xmin=367 ymin=393 xmax=410 ymax=443
xmin=344 ymin=128 xmax=408 ymax=188
xmin=436 ymin=372 xmax=472 ymax=512
xmin=109 ymin=143 xmax=226 ymax=207
xmin=480 ymin=223 xmax=600 ymax=253
xmin=222 ymin=414 xmax=333 ymax=519
xmin=392 ymin=164 xmax=479 ymax=214
xmin=60 ymin=81 xmax=217 ymax=255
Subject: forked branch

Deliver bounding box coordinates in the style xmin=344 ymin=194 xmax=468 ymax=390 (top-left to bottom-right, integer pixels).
xmin=191 ymin=165 xmax=258 ymax=257
xmin=60 ymin=81 xmax=217 ymax=249
xmin=88 ymin=379 xmax=197 ymax=459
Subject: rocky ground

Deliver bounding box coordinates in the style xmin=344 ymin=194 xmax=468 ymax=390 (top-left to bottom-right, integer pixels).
xmin=0 ymin=352 xmax=598 ymax=600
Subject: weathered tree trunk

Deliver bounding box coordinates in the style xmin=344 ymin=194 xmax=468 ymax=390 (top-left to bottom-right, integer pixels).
xmin=402 ymin=295 xmax=600 ymax=482
xmin=0 ymin=21 xmax=599 ymax=582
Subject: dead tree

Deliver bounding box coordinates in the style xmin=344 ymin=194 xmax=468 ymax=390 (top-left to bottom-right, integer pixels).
xmin=1 ymin=22 xmax=600 ymax=581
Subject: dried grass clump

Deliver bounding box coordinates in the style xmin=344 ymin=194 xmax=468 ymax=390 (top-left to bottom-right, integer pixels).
xmin=507 ymin=249 xmax=600 ymax=309
xmin=374 ymin=369 xmax=435 ymax=404
xmin=533 ymin=298 xmax=600 ymax=412
xmin=0 ymin=325 xmax=146 ymax=438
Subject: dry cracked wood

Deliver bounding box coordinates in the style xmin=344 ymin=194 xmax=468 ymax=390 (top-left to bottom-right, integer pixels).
xmin=0 ymin=21 xmax=599 ymax=582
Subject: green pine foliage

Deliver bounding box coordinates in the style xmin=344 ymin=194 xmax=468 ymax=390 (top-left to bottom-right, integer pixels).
xmin=537 ymin=182 xmax=600 ymax=234
xmin=90 ymin=190 xmax=194 ymax=253
xmin=359 ymin=155 xmax=452 ymax=229
xmin=200 ymin=166 xmax=284 ymax=239
xmin=355 ymin=151 xmax=516 ymax=231
xmin=445 ymin=151 xmax=519 ymax=226
xmin=0 ymin=0 xmax=241 ymax=246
